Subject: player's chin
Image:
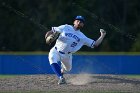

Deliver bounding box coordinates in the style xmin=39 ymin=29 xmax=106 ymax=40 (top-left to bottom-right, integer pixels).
xmin=78 ymin=26 xmax=83 ymax=29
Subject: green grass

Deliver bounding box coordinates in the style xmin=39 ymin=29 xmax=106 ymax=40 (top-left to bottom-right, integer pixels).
xmin=0 ymin=74 xmax=140 ymax=79
xmin=124 ymin=75 xmax=140 ymax=79
xmin=0 ymin=75 xmax=17 ymax=79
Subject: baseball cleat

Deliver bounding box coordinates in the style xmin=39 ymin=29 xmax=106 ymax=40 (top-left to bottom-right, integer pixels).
xmin=58 ymin=77 xmax=66 ymax=85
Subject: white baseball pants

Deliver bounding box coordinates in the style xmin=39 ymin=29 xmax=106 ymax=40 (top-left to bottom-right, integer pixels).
xmin=48 ymin=47 xmax=72 ymax=72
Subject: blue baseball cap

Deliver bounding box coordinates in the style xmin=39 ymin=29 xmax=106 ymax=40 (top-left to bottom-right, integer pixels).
xmin=75 ymin=16 xmax=85 ymax=23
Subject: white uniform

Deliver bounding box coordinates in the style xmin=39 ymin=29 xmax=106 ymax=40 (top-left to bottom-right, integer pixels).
xmin=48 ymin=24 xmax=95 ymax=72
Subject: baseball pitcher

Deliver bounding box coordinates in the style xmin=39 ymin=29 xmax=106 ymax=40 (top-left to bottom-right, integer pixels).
xmin=45 ymin=16 xmax=106 ymax=85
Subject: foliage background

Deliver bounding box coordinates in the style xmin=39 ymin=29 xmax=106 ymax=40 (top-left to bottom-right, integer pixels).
xmin=0 ymin=0 xmax=139 ymax=52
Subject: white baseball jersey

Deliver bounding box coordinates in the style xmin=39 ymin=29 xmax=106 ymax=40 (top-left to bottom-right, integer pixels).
xmin=52 ymin=24 xmax=95 ymax=53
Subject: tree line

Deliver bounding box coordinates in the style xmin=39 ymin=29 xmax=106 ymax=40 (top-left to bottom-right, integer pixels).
xmin=0 ymin=0 xmax=139 ymax=52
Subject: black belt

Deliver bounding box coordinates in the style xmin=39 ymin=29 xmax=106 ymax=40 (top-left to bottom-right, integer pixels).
xmin=55 ymin=47 xmax=71 ymax=54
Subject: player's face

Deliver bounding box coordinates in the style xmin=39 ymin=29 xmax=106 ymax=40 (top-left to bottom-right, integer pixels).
xmin=73 ymin=20 xmax=84 ymax=30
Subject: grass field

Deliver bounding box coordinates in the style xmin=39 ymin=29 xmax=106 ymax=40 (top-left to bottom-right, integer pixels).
xmin=123 ymin=75 xmax=140 ymax=79
xmin=0 ymin=75 xmax=17 ymax=79
xmin=1 ymin=74 xmax=140 ymax=79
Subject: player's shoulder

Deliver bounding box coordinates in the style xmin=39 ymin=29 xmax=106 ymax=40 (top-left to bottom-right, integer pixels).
xmin=60 ymin=24 xmax=74 ymax=31
xmin=58 ymin=24 xmax=71 ymax=28
xmin=78 ymin=30 xmax=87 ymax=38
xmin=63 ymin=24 xmax=73 ymax=28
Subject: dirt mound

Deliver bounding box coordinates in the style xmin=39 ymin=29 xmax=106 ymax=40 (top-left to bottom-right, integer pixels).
xmin=67 ymin=74 xmax=95 ymax=85
xmin=0 ymin=74 xmax=140 ymax=92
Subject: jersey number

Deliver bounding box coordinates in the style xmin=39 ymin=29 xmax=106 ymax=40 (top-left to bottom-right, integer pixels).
xmin=71 ymin=42 xmax=77 ymax=47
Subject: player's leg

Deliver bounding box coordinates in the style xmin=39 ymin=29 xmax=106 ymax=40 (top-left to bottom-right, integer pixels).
xmin=61 ymin=54 xmax=72 ymax=74
xmin=48 ymin=47 xmax=63 ymax=79
xmin=57 ymin=54 xmax=72 ymax=84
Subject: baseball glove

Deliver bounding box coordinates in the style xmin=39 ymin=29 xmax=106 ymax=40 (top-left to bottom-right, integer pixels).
xmin=45 ymin=32 xmax=60 ymax=45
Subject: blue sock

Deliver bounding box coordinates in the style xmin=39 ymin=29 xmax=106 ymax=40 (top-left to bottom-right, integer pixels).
xmin=51 ymin=63 xmax=63 ymax=78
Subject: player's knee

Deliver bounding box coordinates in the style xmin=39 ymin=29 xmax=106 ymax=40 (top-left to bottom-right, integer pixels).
xmin=48 ymin=56 xmax=57 ymax=64
xmin=65 ymin=66 xmax=72 ymax=72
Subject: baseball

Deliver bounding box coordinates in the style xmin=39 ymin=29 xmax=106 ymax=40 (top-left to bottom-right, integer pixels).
xmin=100 ymin=29 xmax=106 ymax=36
xmin=100 ymin=29 xmax=105 ymax=33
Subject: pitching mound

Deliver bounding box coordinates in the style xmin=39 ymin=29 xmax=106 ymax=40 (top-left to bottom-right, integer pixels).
xmin=0 ymin=74 xmax=140 ymax=93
